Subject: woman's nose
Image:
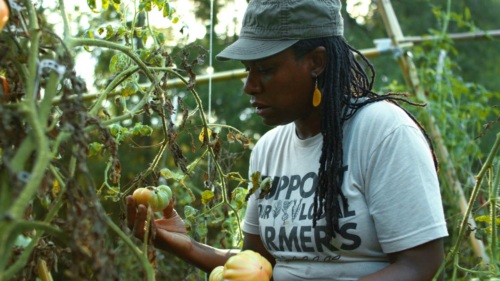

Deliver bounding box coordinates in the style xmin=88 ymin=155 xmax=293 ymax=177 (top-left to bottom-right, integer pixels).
xmin=243 ymin=72 xmax=261 ymax=95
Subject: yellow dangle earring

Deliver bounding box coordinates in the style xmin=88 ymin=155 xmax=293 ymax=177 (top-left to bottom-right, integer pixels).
xmin=312 ymin=76 xmax=322 ymax=107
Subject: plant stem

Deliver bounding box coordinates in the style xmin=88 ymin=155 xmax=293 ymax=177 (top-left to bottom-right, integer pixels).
xmin=69 ymin=38 xmax=159 ymax=87
xmin=58 ymin=0 xmax=71 ymax=40
xmin=444 ymin=133 xmax=500 ymax=268
xmin=2 ymin=165 xmax=66 ymax=280
xmin=88 ymin=66 xmax=139 ymax=116
xmin=9 ymin=0 xmax=51 ymax=218
xmin=104 ymin=215 xmax=155 ymax=281
xmin=489 ymin=162 xmax=500 ymax=272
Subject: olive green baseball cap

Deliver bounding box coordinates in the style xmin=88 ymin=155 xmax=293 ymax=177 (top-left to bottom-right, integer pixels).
xmin=216 ymin=0 xmax=344 ymax=61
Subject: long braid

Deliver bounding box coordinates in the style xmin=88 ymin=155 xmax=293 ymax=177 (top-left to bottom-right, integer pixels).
xmin=292 ymin=36 xmax=438 ymax=238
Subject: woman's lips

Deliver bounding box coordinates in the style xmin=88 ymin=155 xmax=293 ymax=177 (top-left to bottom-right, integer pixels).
xmin=251 ymin=101 xmax=271 ymax=116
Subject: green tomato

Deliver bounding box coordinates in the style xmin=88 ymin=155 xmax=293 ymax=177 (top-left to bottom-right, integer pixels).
xmin=132 ymin=185 xmax=173 ymax=212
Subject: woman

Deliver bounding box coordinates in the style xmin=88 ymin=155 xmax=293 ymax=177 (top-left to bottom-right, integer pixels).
xmin=127 ymin=1 xmax=448 ymax=280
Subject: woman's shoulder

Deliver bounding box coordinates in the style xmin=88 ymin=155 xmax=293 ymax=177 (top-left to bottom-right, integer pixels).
xmin=350 ymin=100 xmax=417 ymax=129
xmin=344 ymin=100 xmax=422 ymax=145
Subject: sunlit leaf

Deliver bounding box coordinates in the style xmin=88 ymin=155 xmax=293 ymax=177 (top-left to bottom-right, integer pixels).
xmin=97 ymin=27 xmax=105 ymax=36
xmin=163 ymin=2 xmax=170 ymax=17
xmin=87 ymin=0 xmax=97 ymax=11
xmin=105 ymin=25 xmax=115 ymax=40
xmin=102 ymin=0 xmax=109 ymax=10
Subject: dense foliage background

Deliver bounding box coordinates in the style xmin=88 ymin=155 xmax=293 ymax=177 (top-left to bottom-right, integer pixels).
xmin=0 ymin=0 xmax=499 ymax=280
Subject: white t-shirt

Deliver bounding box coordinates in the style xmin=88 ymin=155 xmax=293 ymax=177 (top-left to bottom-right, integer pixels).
xmin=243 ymin=101 xmax=448 ymax=281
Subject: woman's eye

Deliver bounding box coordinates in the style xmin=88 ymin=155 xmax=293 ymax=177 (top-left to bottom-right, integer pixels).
xmin=257 ymin=67 xmax=272 ymax=74
xmin=242 ymin=65 xmax=272 ymax=74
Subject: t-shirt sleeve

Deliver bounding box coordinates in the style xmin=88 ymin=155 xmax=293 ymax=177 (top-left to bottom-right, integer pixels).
xmin=365 ymin=125 xmax=448 ymax=253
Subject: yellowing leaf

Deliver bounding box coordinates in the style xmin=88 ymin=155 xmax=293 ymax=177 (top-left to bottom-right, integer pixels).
xmin=201 ymin=190 xmax=214 ymax=205
xmin=198 ymin=128 xmax=212 ymax=143
xmin=52 ymin=180 xmax=60 ymax=198
xmin=227 ymin=132 xmax=235 ymax=143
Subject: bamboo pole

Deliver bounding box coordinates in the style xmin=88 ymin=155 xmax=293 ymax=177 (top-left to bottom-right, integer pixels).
xmin=377 ymin=0 xmax=489 ymax=263
xmin=51 ymin=27 xmax=498 ymax=105
xmin=51 ymin=43 xmax=415 ymax=104
xmin=400 ymin=29 xmax=500 ymax=44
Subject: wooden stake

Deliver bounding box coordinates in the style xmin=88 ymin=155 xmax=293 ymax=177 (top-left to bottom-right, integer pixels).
xmin=377 ymin=0 xmax=489 ymax=263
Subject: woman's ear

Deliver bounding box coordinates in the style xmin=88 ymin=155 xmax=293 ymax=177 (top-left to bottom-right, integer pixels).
xmin=309 ymin=46 xmax=327 ymax=76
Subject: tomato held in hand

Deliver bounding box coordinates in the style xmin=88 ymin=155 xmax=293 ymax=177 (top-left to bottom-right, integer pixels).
xmin=208 ymin=265 xmax=224 ymax=281
xmin=0 ymin=0 xmax=9 ymax=31
xmin=222 ymin=250 xmax=273 ymax=281
xmin=132 ymin=185 xmax=172 ymax=212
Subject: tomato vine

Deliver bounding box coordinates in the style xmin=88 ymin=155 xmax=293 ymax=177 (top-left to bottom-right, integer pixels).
xmin=0 ymin=0 xmax=252 ymax=280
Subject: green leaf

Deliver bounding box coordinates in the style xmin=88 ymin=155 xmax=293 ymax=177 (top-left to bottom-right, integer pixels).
xmin=464 ymin=7 xmax=471 ymax=21
xmin=139 ymin=125 xmax=153 ymax=136
xmin=231 ymin=187 xmax=248 ymax=209
xmin=109 ymin=53 xmax=130 ymax=73
xmin=154 ymin=0 xmax=164 ymax=10
xmin=160 ymin=168 xmax=184 ymax=181
xmin=97 ymin=27 xmax=105 ymax=36
xmin=108 ymin=124 xmax=123 ymax=137
xmin=88 ymin=142 xmax=104 ymax=157
xmin=116 ymin=26 xmax=128 ymax=37
xmin=156 ymin=32 xmax=166 ymax=44
xmin=105 ymin=25 xmax=115 ymax=40
xmin=87 ymin=0 xmax=97 ymax=11
xmin=184 ymin=205 xmax=198 ymax=219
xmin=121 ymin=82 xmax=138 ymax=97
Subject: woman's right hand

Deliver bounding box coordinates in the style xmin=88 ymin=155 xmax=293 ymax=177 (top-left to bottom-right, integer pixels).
xmin=126 ymin=195 xmax=192 ymax=254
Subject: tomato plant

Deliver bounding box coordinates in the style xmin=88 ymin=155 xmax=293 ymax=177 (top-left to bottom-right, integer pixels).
xmin=0 ymin=1 xmax=251 ymax=280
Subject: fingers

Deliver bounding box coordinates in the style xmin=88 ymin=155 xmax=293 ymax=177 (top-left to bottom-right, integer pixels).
xmin=126 ymin=195 xmax=150 ymax=239
xmin=126 ymin=195 xmax=138 ymax=230
xmin=162 ymin=198 xmax=176 ymax=218
xmin=134 ymin=204 xmax=149 ymax=239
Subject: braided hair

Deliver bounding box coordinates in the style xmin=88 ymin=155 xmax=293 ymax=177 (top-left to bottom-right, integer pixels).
xmin=291 ymin=36 xmax=438 ymax=237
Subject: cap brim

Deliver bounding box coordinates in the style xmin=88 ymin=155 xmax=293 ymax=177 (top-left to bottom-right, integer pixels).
xmin=216 ymin=38 xmax=298 ymax=61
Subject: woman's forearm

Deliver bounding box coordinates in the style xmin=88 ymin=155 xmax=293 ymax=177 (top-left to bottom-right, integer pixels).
xmin=159 ymin=237 xmax=240 ymax=273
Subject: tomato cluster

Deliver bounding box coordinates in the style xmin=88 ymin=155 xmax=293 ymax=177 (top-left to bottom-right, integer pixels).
xmin=209 ymin=250 xmax=273 ymax=281
xmin=132 ymin=185 xmax=172 ymax=212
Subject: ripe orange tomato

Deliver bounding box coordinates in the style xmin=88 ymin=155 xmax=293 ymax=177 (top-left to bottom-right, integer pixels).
xmin=208 ymin=265 xmax=224 ymax=281
xmin=222 ymin=250 xmax=273 ymax=281
xmin=0 ymin=0 xmax=9 ymax=31
xmin=132 ymin=185 xmax=172 ymax=212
